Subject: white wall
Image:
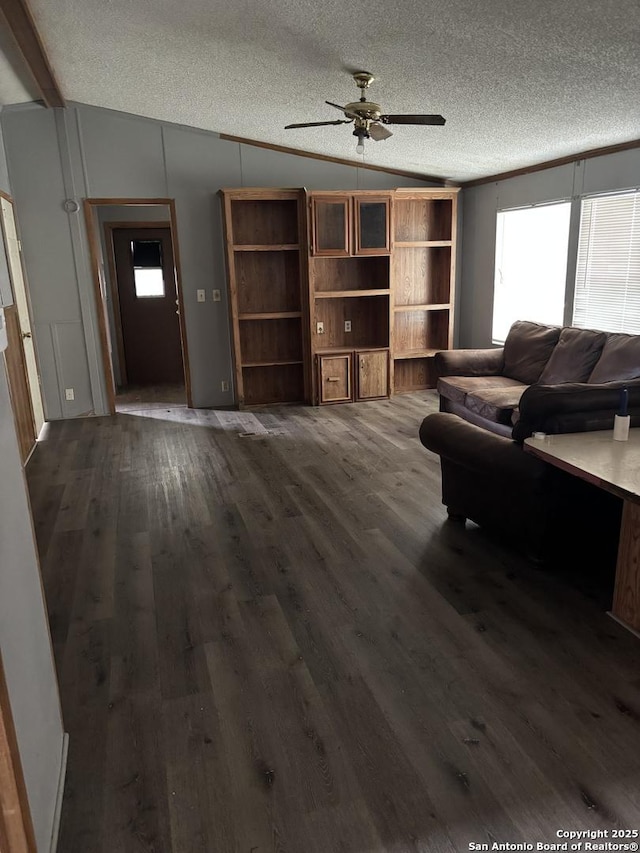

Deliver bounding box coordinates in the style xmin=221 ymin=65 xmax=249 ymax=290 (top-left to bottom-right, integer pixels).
xmin=0 ymin=102 xmax=436 ymax=416
xmin=0 ymin=115 xmax=66 ymax=853
xmin=459 ymin=147 xmax=640 ymax=347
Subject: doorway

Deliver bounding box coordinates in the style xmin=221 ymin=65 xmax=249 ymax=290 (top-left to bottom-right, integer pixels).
xmin=107 ymin=223 xmax=185 ymax=410
xmin=0 ymin=191 xmax=45 ymax=463
xmin=84 ymin=199 xmax=192 ymax=414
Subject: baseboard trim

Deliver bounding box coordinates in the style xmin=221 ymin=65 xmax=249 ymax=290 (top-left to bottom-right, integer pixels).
xmin=607 ymin=612 xmax=640 ymax=640
xmin=49 ymin=732 xmax=69 ymax=853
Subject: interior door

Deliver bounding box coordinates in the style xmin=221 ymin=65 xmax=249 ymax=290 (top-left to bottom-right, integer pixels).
xmin=111 ymin=227 xmax=184 ymax=386
xmin=3 ymin=306 xmax=36 ymax=463
xmin=0 ymin=195 xmax=45 ymax=437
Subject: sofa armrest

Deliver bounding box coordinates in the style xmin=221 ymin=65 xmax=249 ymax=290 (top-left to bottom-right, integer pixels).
xmin=420 ymin=412 xmax=545 ymax=482
xmin=434 ymin=347 xmax=505 ymax=378
xmin=512 ymin=379 xmax=640 ymax=442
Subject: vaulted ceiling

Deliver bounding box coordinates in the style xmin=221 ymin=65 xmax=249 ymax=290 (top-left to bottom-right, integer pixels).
xmin=1 ymin=0 xmax=639 ymax=182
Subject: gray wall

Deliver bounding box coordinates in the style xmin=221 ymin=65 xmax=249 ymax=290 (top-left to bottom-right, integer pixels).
xmin=0 ymin=115 xmax=66 ymax=852
xmin=459 ymin=147 xmax=640 ymax=347
xmin=0 ymin=102 xmax=436 ymax=417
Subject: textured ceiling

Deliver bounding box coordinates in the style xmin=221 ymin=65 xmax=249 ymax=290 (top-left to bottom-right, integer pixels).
xmin=14 ymin=0 xmax=640 ymax=181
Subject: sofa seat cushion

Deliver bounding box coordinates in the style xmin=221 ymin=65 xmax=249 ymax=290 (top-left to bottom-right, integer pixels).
xmin=538 ymin=327 xmax=607 ymax=384
xmin=437 ymin=375 xmax=525 ymax=406
xmin=589 ymin=333 xmax=640 ymax=383
xmin=503 ymin=320 xmax=561 ymax=384
xmin=464 ymin=385 xmax=530 ymax=425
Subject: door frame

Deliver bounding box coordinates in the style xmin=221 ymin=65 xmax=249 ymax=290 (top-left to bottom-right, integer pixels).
xmin=83 ymin=198 xmax=192 ymax=414
xmin=0 ymin=190 xmax=45 ymax=442
xmin=0 ymin=648 xmax=37 ymax=852
xmin=3 ymin=305 xmax=36 ymax=463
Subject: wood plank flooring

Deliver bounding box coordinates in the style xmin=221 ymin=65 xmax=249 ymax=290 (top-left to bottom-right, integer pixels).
xmin=27 ymin=392 xmax=640 ymax=853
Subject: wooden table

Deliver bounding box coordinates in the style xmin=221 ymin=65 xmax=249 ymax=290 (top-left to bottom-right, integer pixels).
xmin=524 ymin=429 xmax=640 ymax=635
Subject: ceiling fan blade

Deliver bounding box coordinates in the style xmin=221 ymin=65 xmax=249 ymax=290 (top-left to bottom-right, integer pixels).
xmin=380 ymin=114 xmax=446 ymax=126
xmin=369 ymin=122 xmax=393 ymax=141
xmin=285 ymin=119 xmax=352 ymax=129
xmin=325 ymin=100 xmax=359 ymax=119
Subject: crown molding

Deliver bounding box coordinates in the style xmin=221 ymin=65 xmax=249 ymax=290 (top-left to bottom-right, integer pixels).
xmin=462 ymin=137 xmax=640 ymax=188
xmin=219 ymin=133 xmax=454 ymax=185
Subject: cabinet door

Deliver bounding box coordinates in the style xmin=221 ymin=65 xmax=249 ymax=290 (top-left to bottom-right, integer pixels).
xmin=356 ymin=350 xmax=389 ymax=400
xmin=354 ymin=197 xmax=391 ymax=255
xmin=318 ymin=353 xmax=352 ymax=403
xmin=311 ymin=198 xmax=350 ymax=256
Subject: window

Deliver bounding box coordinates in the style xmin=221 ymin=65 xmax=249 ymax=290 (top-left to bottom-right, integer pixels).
xmin=492 ymin=203 xmax=571 ymax=343
xmin=572 ymin=190 xmax=640 ymax=334
xmin=131 ymin=239 xmax=165 ymax=298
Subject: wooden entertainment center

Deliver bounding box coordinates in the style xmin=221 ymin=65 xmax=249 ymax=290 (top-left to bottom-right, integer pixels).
xmin=220 ymin=186 xmax=459 ymax=408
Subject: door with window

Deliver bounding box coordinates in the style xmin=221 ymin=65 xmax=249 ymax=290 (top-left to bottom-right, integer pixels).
xmin=111 ymin=227 xmax=184 ymax=386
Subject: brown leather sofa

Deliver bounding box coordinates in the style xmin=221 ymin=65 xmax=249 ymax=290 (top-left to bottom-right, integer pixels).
xmin=435 ymin=320 xmax=640 ymax=439
xmin=419 ymin=320 xmax=640 ymax=566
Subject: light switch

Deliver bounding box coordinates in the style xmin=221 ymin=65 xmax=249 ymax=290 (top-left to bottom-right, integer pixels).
xmin=197 ymin=289 xmax=206 ymax=302
xmin=212 ymin=289 xmax=221 ymax=302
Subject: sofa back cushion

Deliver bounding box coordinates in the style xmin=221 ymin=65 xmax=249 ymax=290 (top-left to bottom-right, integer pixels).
xmin=589 ymin=333 xmax=640 ymax=383
xmin=538 ymin=327 xmax=607 ymax=384
xmin=502 ymin=321 xmax=561 ymax=384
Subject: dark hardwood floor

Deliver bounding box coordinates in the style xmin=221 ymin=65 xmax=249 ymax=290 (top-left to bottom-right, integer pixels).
xmin=27 ymin=391 xmax=640 ymax=853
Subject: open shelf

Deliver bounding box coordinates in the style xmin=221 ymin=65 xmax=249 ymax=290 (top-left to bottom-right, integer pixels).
xmin=239 ymin=317 xmax=303 ymax=364
xmin=314 ymin=295 xmax=389 ymax=351
xmin=312 ymin=256 xmax=389 ymax=292
xmin=393 ymin=348 xmax=441 ymax=359
xmin=239 ymin=312 xmax=301 ymax=320
xmin=393 ymin=357 xmax=437 ymax=392
xmin=394 ymin=303 xmax=449 ymax=312
xmin=315 ymin=289 xmax=390 ymax=299
xmin=242 ymin=363 xmax=305 ymax=406
xmin=394 ymin=240 xmax=452 ymax=248
xmin=392 ymin=246 xmax=452 ymax=306
xmin=394 ymin=197 xmax=453 ymax=243
xmin=242 ymin=359 xmax=304 ymax=368
xmin=233 ymin=244 xmax=299 ymax=252
xmin=231 ymin=199 xmax=299 ymax=246
xmin=393 ymin=309 xmax=450 ymax=354
xmin=235 ymin=251 xmax=301 ymax=314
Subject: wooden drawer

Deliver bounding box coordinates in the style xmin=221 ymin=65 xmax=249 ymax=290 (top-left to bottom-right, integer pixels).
xmin=356 ymin=349 xmax=389 ymax=400
xmin=318 ymin=353 xmax=352 ymax=404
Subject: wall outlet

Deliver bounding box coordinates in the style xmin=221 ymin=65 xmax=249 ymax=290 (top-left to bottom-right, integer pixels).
xmin=65 ymin=388 xmax=75 ymax=401
xmin=197 ymin=289 xmax=206 ymax=302
xmin=316 ymin=321 xmax=324 ymax=334
xmin=212 ymin=289 xmax=221 ymax=302
xmin=221 ymin=380 xmax=229 ymax=392
xmin=344 ymin=320 xmax=352 ymax=332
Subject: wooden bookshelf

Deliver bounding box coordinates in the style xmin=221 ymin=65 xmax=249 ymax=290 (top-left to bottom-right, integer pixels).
xmin=391 ymin=188 xmax=460 ymax=394
xmin=221 ymin=188 xmax=309 ymax=407
xmin=221 ymin=186 xmax=459 ymax=406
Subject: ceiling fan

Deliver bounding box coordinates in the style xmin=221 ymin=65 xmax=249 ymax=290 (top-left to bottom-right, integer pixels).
xmin=285 ymin=71 xmax=446 ymax=155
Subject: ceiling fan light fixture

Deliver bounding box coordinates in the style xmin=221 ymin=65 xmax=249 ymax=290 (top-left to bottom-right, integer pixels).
xmin=284 ymin=71 xmax=446 ymax=153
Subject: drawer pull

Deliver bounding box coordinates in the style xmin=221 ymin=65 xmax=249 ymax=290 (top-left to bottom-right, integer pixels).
xmin=327 ymin=377 xmax=341 ymax=382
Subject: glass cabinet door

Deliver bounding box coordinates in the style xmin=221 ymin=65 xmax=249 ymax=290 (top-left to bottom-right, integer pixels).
xmin=311 ymin=198 xmax=350 ymax=256
xmin=354 ymin=197 xmax=391 ymax=255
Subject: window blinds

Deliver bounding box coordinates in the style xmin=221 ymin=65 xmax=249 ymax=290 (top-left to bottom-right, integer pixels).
xmin=573 ymin=190 xmax=640 ymax=334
